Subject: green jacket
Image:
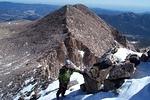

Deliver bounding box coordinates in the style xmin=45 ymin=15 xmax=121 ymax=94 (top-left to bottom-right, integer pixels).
xmin=58 ymin=66 xmax=81 ymax=84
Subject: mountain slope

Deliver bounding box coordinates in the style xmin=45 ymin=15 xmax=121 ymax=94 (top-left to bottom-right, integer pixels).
xmin=0 ymin=4 xmax=129 ymax=99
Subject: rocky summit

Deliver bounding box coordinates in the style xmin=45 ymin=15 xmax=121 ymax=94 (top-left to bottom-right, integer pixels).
xmin=0 ymin=4 xmax=131 ymax=99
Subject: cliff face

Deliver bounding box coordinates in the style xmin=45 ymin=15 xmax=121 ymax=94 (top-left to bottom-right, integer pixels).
xmin=0 ymin=4 xmax=130 ymax=99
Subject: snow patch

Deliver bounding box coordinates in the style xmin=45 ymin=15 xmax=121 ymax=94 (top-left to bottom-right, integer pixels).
xmin=106 ymin=74 xmax=109 ymax=79
xmin=130 ymin=41 xmax=138 ymax=44
xmin=7 ymin=81 xmax=13 ymax=87
xmin=78 ymin=50 xmax=85 ymax=58
xmin=14 ymin=83 xmax=37 ymax=100
xmin=38 ymin=80 xmax=59 ymax=99
xmin=114 ymin=48 xmax=142 ymax=62
xmin=4 ymin=72 xmax=10 ymax=75
xmin=37 ymin=64 xmax=42 ymax=68
xmin=24 ymin=77 xmax=34 ymax=85
xmin=13 ymin=66 xmax=20 ymax=70
xmin=70 ymin=72 xmax=84 ymax=84
xmin=5 ymin=63 xmax=12 ymax=67
xmin=20 ymin=83 xmax=36 ymax=93
xmin=25 ymin=51 xmax=29 ymax=54
xmin=105 ymin=76 xmax=150 ymax=100
xmin=38 ymin=72 xmax=84 ymax=100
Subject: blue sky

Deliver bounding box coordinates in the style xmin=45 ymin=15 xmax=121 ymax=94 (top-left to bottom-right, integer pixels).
xmin=1 ymin=0 xmax=150 ymax=11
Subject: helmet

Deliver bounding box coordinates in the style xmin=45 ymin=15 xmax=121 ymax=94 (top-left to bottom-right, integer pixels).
xmin=65 ymin=60 xmax=71 ymax=65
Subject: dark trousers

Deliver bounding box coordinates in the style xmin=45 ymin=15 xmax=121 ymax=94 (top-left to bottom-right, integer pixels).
xmin=56 ymin=82 xmax=68 ymax=100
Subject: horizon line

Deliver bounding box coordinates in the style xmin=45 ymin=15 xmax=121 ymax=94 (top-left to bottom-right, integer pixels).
xmin=0 ymin=1 xmax=150 ymax=13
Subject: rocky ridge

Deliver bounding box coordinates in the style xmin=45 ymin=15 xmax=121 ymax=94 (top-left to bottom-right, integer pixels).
xmin=0 ymin=4 xmax=130 ymax=99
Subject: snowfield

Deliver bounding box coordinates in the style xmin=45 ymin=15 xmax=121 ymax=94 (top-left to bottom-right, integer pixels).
xmin=14 ymin=48 xmax=150 ymax=100
xmin=37 ymin=67 xmax=150 ymax=100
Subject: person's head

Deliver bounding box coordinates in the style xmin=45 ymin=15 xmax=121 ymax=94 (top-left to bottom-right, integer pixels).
xmin=65 ymin=60 xmax=71 ymax=66
xmin=64 ymin=59 xmax=77 ymax=69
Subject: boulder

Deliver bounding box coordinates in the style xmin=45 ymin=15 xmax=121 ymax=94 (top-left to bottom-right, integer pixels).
xmin=140 ymin=53 xmax=149 ymax=62
xmin=81 ymin=65 xmax=111 ymax=93
xmin=89 ymin=67 xmax=99 ymax=78
xmin=30 ymin=94 xmax=37 ymax=100
xmin=93 ymin=58 xmax=112 ymax=70
xmin=80 ymin=49 xmax=138 ymax=93
xmin=18 ymin=97 xmax=24 ymax=100
xmin=108 ymin=62 xmax=135 ymax=80
xmin=126 ymin=54 xmax=140 ymax=66
xmin=82 ymin=72 xmax=102 ymax=93
xmin=94 ymin=53 xmax=117 ymax=70
xmin=80 ymin=83 xmax=86 ymax=92
xmin=104 ymin=79 xmax=125 ymax=91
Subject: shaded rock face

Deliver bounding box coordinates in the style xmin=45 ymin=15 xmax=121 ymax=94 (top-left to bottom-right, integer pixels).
xmin=140 ymin=53 xmax=149 ymax=62
xmin=104 ymin=79 xmax=125 ymax=91
xmin=63 ymin=34 xmax=98 ymax=67
xmin=0 ymin=4 xmax=129 ymax=99
xmin=126 ymin=54 xmax=140 ymax=66
xmin=140 ymin=49 xmax=150 ymax=62
xmin=147 ymin=50 xmax=150 ymax=58
xmin=108 ymin=62 xmax=135 ymax=80
xmin=111 ymin=29 xmax=127 ymax=47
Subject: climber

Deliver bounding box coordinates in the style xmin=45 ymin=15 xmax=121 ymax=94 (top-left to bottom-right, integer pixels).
xmin=56 ymin=59 xmax=83 ymax=100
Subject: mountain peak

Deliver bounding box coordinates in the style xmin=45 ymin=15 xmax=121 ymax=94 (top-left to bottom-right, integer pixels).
xmin=14 ymin=4 xmax=129 ymax=65
xmin=14 ymin=4 xmax=131 ymax=70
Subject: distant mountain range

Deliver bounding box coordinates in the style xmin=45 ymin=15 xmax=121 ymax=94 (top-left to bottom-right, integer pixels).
xmin=99 ymin=13 xmax=150 ymax=48
xmin=0 ymin=2 xmax=59 ymax=22
xmin=0 ymin=2 xmax=125 ymax=22
xmin=0 ymin=2 xmax=150 ymax=48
